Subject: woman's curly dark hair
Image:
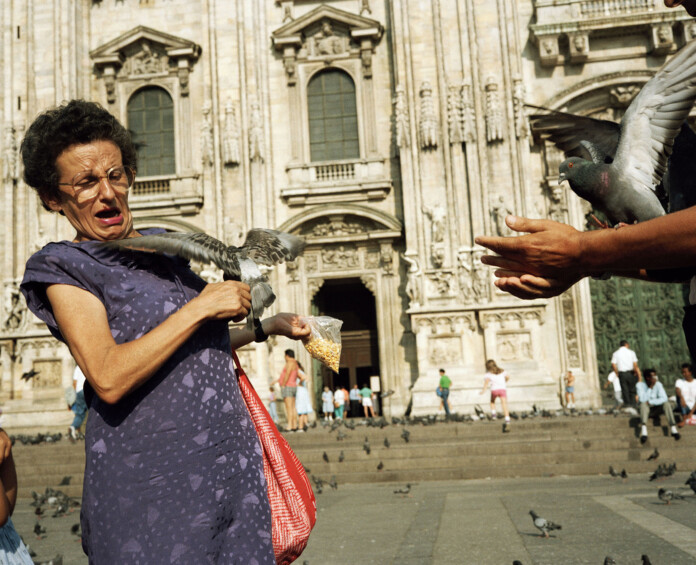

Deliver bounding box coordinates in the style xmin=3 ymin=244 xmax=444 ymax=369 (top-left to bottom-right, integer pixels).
xmin=21 ymin=99 xmax=137 ymax=211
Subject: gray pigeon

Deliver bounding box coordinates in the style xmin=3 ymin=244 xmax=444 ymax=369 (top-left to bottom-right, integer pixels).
xmin=658 ymin=487 xmax=686 ymax=504
xmin=529 ymin=510 xmax=561 ymax=538
xmin=603 ymin=558 xmax=616 ymax=565
xmin=103 ymin=229 xmax=305 ymax=332
xmin=528 ymin=38 xmax=696 ymax=226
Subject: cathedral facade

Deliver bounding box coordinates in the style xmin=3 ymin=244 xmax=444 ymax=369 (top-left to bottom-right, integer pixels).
xmin=0 ymin=0 xmax=691 ymax=426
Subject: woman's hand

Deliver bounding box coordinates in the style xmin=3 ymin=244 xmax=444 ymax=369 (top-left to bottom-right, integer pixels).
xmin=491 ymin=268 xmax=584 ymax=300
xmin=190 ymin=281 xmax=251 ymax=322
xmin=265 ymin=313 xmax=311 ymax=340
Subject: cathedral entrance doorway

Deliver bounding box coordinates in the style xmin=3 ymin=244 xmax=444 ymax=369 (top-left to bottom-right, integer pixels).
xmin=312 ymin=278 xmax=380 ymax=415
xmin=590 ymin=278 xmax=690 ymax=391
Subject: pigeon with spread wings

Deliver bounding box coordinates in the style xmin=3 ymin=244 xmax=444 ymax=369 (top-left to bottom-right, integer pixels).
xmin=103 ymin=229 xmax=305 ymax=332
xmin=528 ymin=37 xmax=696 ymax=226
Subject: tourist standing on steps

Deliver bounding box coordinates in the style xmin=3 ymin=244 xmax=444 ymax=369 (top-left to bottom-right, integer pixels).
xmin=321 ymin=386 xmax=334 ymax=421
xmin=437 ymin=368 xmax=452 ymax=417
xmin=333 ymin=386 xmax=346 ymax=420
xmin=349 ymin=384 xmax=361 ymax=418
xmin=636 ymin=368 xmax=680 ymax=443
xmin=611 ymin=340 xmax=642 ymax=407
xmin=480 ymin=359 xmax=511 ymax=431
xmin=360 ymin=383 xmax=376 ymax=418
xmin=294 ymin=362 xmax=313 ymax=431
xmin=272 ymin=349 xmax=300 ymax=432
xmin=69 ymin=365 xmax=88 ymax=442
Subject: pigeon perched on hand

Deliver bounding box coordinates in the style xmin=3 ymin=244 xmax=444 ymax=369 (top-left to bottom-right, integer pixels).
xmin=529 ymin=510 xmax=562 ymax=538
xmin=528 ymin=38 xmax=696 ymax=226
xmin=103 ymin=229 xmax=305 ymax=332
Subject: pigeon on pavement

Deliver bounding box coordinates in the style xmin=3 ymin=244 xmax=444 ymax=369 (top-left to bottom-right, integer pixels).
xmin=528 ymin=38 xmax=696 ymax=226
xmin=322 ymin=452 xmax=329 ymax=464
xmin=393 ymin=483 xmax=411 ymax=494
xmin=529 ymin=510 xmax=562 ymax=538
xmin=384 ymin=437 xmax=390 ymax=448
xmin=377 ymin=461 xmax=384 ymax=471
xmin=338 ymin=451 xmax=345 ymax=463
xmin=59 ymin=476 xmax=71 ymax=486
xmin=363 ymin=437 xmax=371 ymax=455
xmin=328 ymin=476 xmax=338 ymax=490
xmin=103 ymin=229 xmax=305 ymax=332
xmin=609 ymin=465 xmax=620 ymax=478
xmin=401 ymin=428 xmax=410 ymax=443
xmin=33 ymin=521 xmax=46 ymax=538
xmin=658 ymin=487 xmax=686 ymax=504
xmin=620 ymin=469 xmax=628 ymax=479
xmin=685 ymin=470 xmax=696 ymax=493
xmin=642 ymin=555 xmax=653 ymax=565
xmin=603 ymin=558 xmax=617 ymax=565
xmin=647 ymin=448 xmax=660 ymax=461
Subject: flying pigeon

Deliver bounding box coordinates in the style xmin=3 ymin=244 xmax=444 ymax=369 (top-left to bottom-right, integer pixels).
xmin=658 ymin=487 xmax=686 ymax=504
xmin=528 ymin=38 xmax=696 ymax=226
xmin=529 ymin=510 xmax=562 ymax=538
xmin=647 ymin=448 xmax=660 ymax=461
xmin=103 ymin=229 xmax=305 ymax=332
xmin=21 ymin=369 xmax=40 ymax=381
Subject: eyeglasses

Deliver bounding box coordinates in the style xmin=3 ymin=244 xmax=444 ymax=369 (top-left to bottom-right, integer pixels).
xmin=58 ymin=166 xmax=135 ymax=203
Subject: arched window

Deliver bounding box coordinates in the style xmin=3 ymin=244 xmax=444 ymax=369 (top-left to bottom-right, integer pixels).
xmin=127 ymin=87 xmax=175 ymax=177
xmin=307 ymin=70 xmax=359 ymax=162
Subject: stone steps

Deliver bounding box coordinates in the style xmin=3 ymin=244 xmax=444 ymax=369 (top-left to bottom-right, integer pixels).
xmin=9 ymin=415 xmax=695 ymax=498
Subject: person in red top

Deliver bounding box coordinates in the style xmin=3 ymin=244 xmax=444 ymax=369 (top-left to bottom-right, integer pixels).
xmin=272 ymin=349 xmax=300 ymax=431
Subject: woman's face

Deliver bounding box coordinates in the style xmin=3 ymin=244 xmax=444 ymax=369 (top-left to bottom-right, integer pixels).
xmin=47 ymin=140 xmax=135 ymax=242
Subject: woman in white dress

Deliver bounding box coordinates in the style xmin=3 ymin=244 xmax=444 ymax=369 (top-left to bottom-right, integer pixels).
xmin=295 ymin=362 xmax=314 ymax=430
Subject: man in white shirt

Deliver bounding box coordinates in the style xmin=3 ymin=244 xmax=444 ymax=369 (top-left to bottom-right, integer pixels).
xmin=611 ymin=340 xmax=642 ymax=407
xmin=637 ymin=368 xmax=680 ymax=443
xmin=676 ymin=363 xmax=696 ymax=427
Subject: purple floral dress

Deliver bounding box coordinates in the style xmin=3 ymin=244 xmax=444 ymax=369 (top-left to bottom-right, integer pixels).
xmin=21 ymin=232 xmax=273 ymax=564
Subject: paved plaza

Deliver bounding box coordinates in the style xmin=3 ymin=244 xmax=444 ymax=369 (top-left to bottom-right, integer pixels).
xmin=12 ymin=472 xmax=696 ymax=564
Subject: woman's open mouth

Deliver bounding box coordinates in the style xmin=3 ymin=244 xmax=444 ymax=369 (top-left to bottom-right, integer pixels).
xmin=95 ymin=207 xmax=123 ymax=225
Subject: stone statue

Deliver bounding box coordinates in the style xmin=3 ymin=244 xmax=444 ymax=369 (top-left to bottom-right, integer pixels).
xmin=419 ymin=81 xmax=438 ymax=149
xmin=316 ymin=22 xmax=344 ymax=56
xmin=457 ymin=249 xmax=473 ymax=304
xmin=3 ymin=280 xmax=24 ymax=331
xmin=548 ymin=184 xmax=568 ymax=223
xmin=447 ymin=84 xmax=463 ymax=144
xmin=472 ymin=252 xmax=489 ymax=302
xmin=422 ymin=203 xmax=446 ymax=243
xmin=490 ymin=195 xmax=513 ymax=237
xmin=393 ymin=85 xmax=410 ymax=149
xmin=3 ymin=126 xmax=17 ymax=183
xmin=401 ymin=252 xmax=422 ymax=307
xmin=485 ymin=76 xmax=503 ymax=143
xmin=222 ymin=99 xmax=240 ymax=167
xmin=249 ymin=97 xmax=264 ymax=163
xmin=200 ymin=102 xmax=214 ymax=167
xmin=461 ymin=82 xmax=476 ymax=143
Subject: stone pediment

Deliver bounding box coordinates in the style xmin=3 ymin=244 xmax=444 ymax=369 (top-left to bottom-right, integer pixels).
xmin=272 ymin=4 xmax=383 ymax=82
xmin=90 ymin=27 xmax=201 ymax=100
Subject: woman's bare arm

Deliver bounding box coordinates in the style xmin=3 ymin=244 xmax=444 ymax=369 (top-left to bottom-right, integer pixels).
xmin=47 ymin=280 xmax=251 ymax=404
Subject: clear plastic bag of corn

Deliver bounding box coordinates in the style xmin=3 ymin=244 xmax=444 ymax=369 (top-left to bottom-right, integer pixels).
xmin=301 ymin=316 xmax=343 ymax=373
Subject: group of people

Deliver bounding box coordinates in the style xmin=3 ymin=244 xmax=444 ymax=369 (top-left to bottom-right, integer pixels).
xmin=321 ymin=383 xmax=378 ymax=421
xmin=605 ymin=340 xmax=696 ymax=443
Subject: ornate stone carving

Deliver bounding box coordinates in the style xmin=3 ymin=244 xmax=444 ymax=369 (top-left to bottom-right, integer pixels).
xmin=222 ymin=99 xmax=241 ymax=167
xmin=307 ymin=278 xmax=324 ymax=299
xmin=428 ymin=336 xmax=461 ymax=364
xmin=379 ymin=242 xmax=394 ymax=275
xmin=548 ymin=183 xmax=568 ymax=223
xmin=472 ymin=251 xmax=490 ymax=303
xmin=360 ymin=274 xmax=377 ymax=296
xmin=418 ymin=81 xmax=438 ymax=150
xmin=122 ymin=39 xmax=169 ymax=75
xmin=393 ymin=85 xmax=410 ymax=149
xmin=651 ymin=23 xmax=674 ymax=55
xmin=447 ymin=84 xmax=463 ymax=144
xmin=430 ymin=243 xmax=445 ymax=270
xmin=461 ymin=82 xmax=476 ymax=143
xmin=366 ymin=251 xmax=380 ymax=269
xmin=310 ymin=217 xmax=367 ymax=237
xmin=537 ymin=35 xmax=560 ymax=67
xmin=321 ymin=245 xmax=360 ymax=270
xmin=490 ymin=195 xmax=513 ymax=237
xmin=280 ymin=1 xmax=293 ymax=23
xmin=285 ymin=260 xmax=299 ymax=283
xmin=686 ymin=22 xmax=696 ymax=42
xmin=484 ymin=76 xmax=503 ymax=143
xmin=609 ymin=85 xmax=640 ymax=109
xmin=401 ymin=251 xmax=422 ymax=308
xmin=497 ymin=332 xmax=532 ymax=362
xmin=569 ymin=33 xmax=589 ymax=64
xmin=561 ymin=292 xmax=581 ymax=367
xmin=249 ymin=97 xmax=264 ymax=163
xmin=427 ymin=271 xmax=454 ymax=297
xmin=201 ymin=102 xmax=214 ymax=167
xmin=3 ymin=280 xmax=25 ymax=332
xmin=512 ymin=76 xmax=528 ymax=139
xmin=457 ymin=248 xmax=473 ymax=305
xmin=304 ymin=254 xmax=319 ymax=273
xmin=3 ymin=126 xmax=17 ymax=183
xmin=30 ymin=360 xmax=62 ymax=389
xmin=360 ymin=0 xmax=371 ymax=15
xmin=309 ymin=22 xmax=349 ymax=57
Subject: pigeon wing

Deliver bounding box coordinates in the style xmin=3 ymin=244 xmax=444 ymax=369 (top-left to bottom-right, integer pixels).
xmin=613 ymin=39 xmax=696 ymax=198
xmin=104 ymin=232 xmax=241 ymax=279
xmin=528 ymin=106 xmax=621 ymax=164
xmin=241 ymin=229 xmax=306 ymax=266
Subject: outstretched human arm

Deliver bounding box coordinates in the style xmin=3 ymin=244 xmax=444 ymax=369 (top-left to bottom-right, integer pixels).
xmin=47 ymin=280 xmax=251 ymax=404
xmin=229 ymin=312 xmax=310 ymax=351
xmin=475 ymin=211 xmax=696 ymax=299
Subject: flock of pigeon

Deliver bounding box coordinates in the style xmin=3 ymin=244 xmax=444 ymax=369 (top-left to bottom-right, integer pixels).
xmin=22 ymin=486 xmax=81 ymax=565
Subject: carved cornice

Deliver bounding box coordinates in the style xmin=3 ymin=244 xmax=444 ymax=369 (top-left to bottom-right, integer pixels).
xmin=479 ymin=307 xmax=546 ymax=330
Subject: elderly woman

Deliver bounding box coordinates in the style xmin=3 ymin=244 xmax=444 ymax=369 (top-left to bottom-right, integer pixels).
xmin=19 ymin=99 xmax=309 ymax=562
